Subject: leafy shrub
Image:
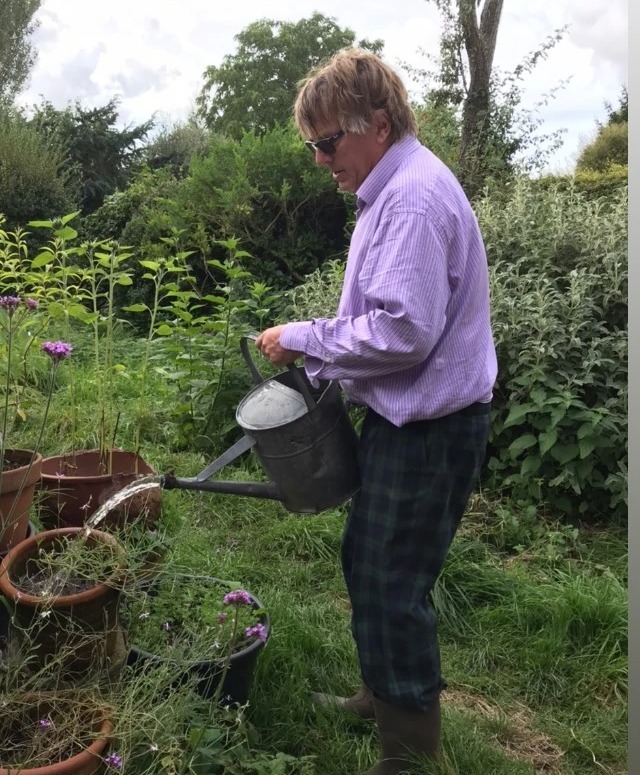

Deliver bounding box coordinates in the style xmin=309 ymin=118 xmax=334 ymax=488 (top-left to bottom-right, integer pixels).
xmin=0 ymin=111 xmax=79 ymax=231
xmin=477 ymin=178 xmax=627 ymax=519
xmin=536 ymin=165 xmax=627 ymax=201
xmin=577 ymin=121 xmax=628 ymax=172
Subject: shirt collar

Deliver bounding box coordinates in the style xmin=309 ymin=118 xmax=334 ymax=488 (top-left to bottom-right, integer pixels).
xmin=355 ymin=135 xmax=421 ymax=210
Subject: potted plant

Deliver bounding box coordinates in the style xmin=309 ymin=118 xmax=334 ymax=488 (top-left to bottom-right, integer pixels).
xmin=0 ymin=691 xmax=114 ymax=775
xmin=123 ymin=572 xmax=270 ymax=705
xmin=0 ymin=526 xmax=128 ymax=682
xmin=0 ymin=267 xmax=73 ymax=552
xmin=21 ymin=222 xmax=162 ymax=531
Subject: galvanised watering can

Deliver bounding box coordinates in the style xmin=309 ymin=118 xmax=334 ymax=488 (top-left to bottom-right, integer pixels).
xmin=160 ymin=337 xmax=360 ymax=514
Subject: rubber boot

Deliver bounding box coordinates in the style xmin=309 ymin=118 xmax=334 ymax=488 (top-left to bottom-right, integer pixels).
xmin=310 ymin=682 xmax=375 ymax=720
xmin=362 ymin=696 xmax=441 ymax=774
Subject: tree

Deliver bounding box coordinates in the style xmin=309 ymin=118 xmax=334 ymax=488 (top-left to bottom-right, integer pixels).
xmin=30 ymin=98 xmax=154 ymax=214
xmin=456 ymin=0 xmax=504 ymax=197
xmin=577 ymin=123 xmax=628 ymax=172
xmin=602 ymin=85 xmax=628 ymax=126
xmin=197 ymin=13 xmax=383 ymax=138
xmin=577 ymin=87 xmax=628 ymax=172
xmin=405 ymin=0 xmax=565 ymax=197
xmin=0 ymin=0 xmax=41 ymax=105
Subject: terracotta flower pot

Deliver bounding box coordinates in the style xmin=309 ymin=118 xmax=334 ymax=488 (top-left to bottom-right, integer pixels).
xmin=0 ymin=692 xmax=113 ymax=775
xmin=0 ymin=527 xmax=128 ymax=680
xmin=38 ymin=449 xmax=161 ymax=530
xmin=1 ymin=521 xmax=36 ymax=646
xmin=0 ymin=449 xmax=43 ymax=555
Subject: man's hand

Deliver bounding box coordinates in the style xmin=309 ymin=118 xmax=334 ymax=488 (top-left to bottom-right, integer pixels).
xmin=255 ymin=325 xmax=303 ymax=366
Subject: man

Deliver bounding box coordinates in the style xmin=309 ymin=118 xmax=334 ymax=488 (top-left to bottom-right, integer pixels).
xmin=256 ymin=48 xmax=497 ymax=775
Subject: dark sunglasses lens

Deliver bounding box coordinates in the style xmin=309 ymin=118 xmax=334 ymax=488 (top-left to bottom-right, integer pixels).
xmin=315 ymin=139 xmax=336 ymax=154
xmin=305 ymin=135 xmax=340 ymax=155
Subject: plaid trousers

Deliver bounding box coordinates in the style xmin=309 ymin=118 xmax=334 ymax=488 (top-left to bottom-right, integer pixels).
xmin=341 ymin=402 xmax=491 ymax=710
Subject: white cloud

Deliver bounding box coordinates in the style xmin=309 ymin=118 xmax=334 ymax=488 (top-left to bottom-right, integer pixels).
xmin=16 ymin=0 xmax=628 ymax=171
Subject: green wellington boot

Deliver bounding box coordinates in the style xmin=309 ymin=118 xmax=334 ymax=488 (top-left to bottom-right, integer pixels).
xmin=362 ymin=696 xmax=441 ymax=774
xmin=311 ymin=682 xmax=375 ymax=720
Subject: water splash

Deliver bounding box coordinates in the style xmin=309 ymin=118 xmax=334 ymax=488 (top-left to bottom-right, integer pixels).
xmin=84 ymin=475 xmax=163 ymax=529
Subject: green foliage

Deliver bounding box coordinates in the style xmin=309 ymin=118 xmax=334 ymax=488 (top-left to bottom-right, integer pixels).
xmin=184 ymin=125 xmax=350 ymax=287
xmin=143 ymin=118 xmax=211 ymax=176
xmin=0 ymin=0 xmax=41 ymax=105
xmin=122 ymin=574 xmax=267 ymax=659
xmin=151 ymin=236 xmax=275 ymax=453
xmin=29 ymin=98 xmax=154 ymax=214
xmin=0 ymin=111 xmax=79 ymax=230
xmin=576 ymin=121 xmax=628 ymax=172
xmin=285 ymin=259 xmax=345 ymax=321
xmin=196 ymin=13 xmax=383 ymax=138
xmin=536 ymin=166 xmax=628 ymax=200
xmin=85 ymin=125 xmax=351 ymax=293
xmin=476 ymin=178 xmax=627 ymax=519
xmin=414 ymin=101 xmax=461 ymax=173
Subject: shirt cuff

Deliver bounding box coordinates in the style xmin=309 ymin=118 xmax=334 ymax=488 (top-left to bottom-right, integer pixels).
xmin=280 ymin=321 xmax=325 ymax=384
xmin=280 ymin=321 xmax=313 ymax=353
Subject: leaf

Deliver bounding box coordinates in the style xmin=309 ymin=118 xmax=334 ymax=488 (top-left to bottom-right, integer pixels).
xmin=549 ymin=444 xmax=580 ymax=464
xmin=139 ymin=260 xmax=160 ymax=270
xmin=520 ymin=455 xmax=541 ymax=475
xmin=578 ymin=437 xmax=597 ymax=458
xmin=27 ymin=219 xmax=54 ymax=228
xmin=538 ymin=428 xmax=558 ymax=455
xmin=54 ymin=226 xmax=77 ymax=240
xmin=154 ymin=324 xmax=173 ymax=336
xmin=31 ymin=252 xmax=53 ymax=268
xmin=502 ymin=403 xmax=535 ymax=429
xmin=116 ymin=276 xmax=133 ymax=286
xmin=122 ymin=303 xmax=148 ymax=313
xmin=508 ymin=434 xmax=538 ymax=458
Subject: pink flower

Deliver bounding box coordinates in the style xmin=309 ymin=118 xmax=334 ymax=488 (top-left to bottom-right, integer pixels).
xmin=223 ymin=589 xmax=252 ymax=607
xmin=41 ymin=341 xmax=73 ymax=361
xmin=245 ymin=623 xmax=268 ymax=643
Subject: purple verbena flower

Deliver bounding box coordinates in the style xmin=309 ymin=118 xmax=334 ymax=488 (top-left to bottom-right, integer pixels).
xmin=223 ymin=589 xmax=252 ymax=607
xmin=104 ymin=752 xmax=123 ymax=768
xmin=25 ymin=298 xmax=39 ymax=310
xmin=245 ymin=623 xmax=268 ymax=643
xmin=0 ymin=295 xmax=20 ymax=315
xmin=41 ymin=341 xmax=73 ymax=361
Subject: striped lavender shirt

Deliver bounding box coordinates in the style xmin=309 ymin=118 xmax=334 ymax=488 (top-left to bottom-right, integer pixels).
xmin=280 ymin=135 xmax=497 ymax=426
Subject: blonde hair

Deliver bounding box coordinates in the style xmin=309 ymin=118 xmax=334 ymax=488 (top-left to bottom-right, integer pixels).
xmin=294 ymin=48 xmax=418 ymax=143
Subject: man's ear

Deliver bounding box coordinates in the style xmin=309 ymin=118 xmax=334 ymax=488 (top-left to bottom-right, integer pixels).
xmin=374 ymin=108 xmax=392 ymax=145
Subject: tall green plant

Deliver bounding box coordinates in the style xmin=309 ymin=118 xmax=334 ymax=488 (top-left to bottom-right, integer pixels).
xmin=151 ymin=237 xmax=279 ymax=453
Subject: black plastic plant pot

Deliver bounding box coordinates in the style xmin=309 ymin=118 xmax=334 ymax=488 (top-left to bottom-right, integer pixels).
xmin=124 ymin=576 xmax=270 ymax=706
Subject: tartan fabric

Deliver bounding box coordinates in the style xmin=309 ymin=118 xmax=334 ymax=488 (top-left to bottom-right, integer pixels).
xmin=341 ymin=402 xmax=491 ymax=710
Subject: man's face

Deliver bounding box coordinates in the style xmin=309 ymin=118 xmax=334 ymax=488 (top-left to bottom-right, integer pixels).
xmin=308 ymin=115 xmax=391 ymax=194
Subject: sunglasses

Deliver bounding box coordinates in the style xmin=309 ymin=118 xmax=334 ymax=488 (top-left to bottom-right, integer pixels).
xmin=304 ymin=130 xmax=346 ymax=155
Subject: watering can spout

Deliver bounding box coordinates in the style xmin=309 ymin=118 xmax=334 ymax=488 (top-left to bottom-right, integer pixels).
xmin=160 ymin=472 xmax=282 ymax=501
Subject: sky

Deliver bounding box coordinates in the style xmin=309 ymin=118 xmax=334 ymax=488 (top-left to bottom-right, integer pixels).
xmin=15 ymin=0 xmax=628 ymax=173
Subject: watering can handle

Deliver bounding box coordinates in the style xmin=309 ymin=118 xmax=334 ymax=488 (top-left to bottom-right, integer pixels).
xmin=240 ymin=335 xmax=317 ymax=411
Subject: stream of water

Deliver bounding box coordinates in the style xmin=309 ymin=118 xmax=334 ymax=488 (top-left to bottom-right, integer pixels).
xmin=84 ymin=475 xmax=163 ymax=529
